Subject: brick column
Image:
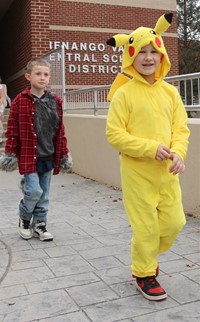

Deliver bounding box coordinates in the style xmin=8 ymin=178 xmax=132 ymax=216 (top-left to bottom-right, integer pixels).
xmin=31 ymin=0 xmax=50 ymax=57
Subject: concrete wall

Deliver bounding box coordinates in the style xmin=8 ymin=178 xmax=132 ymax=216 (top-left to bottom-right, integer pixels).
xmin=179 ymin=119 xmax=200 ymax=216
xmin=64 ymin=115 xmax=200 ymax=217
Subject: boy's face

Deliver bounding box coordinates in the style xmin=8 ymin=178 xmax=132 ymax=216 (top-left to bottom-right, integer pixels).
xmin=25 ymin=65 xmax=51 ymax=91
xmin=132 ymin=43 xmax=162 ymax=83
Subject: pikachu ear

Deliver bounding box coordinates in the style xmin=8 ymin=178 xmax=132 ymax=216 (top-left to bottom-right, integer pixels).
xmin=154 ymin=13 xmax=173 ymax=35
xmin=106 ymin=34 xmax=129 ymax=48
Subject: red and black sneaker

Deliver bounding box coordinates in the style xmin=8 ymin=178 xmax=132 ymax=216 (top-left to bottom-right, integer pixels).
xmin=136 ymin=276 xmax=167 ymax=301
xmin=132 ymin=266 xmax=159 ymax=278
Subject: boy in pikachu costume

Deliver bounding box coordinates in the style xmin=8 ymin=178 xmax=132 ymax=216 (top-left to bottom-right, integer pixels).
xmin=106 ymin=13 xmax=190 ymax=301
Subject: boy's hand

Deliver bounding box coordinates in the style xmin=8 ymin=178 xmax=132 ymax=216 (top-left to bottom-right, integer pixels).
xmin=0 ymin=153 xmax=18 ymax=171
xmin=60 ymin=152 xmax=73 ymax=173
xmin=169 ymin=153 xmax=185 ymax=175
xmin=155 ymin=144 xmax=171 ymax=161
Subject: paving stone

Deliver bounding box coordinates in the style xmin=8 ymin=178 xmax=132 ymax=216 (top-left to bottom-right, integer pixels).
xmin=88 ymin=255 xmax=124 ymax=270
xmin=158 ymin=250 xmax=183 ymax=263
xmin=183 ymin=253 xmax=200 ymax=266
xmin=71 ymin=239 xmax=103 ymax=251
xmin=114 ymin=252 xmax=131 ymax=266
xmin=1 ymin=266 xmax=54 ymax=287
xmin=0 ymin=171 xmax=199 ymax=321
xmin=171 ymin=241 xmax=200 ymax=256
xmin=79 ymin=244 xmax=128 ymax=260
xmin=185 ymin=231 xmax=200 ymax=242
xmin=133 ymin=301 xmax=200 ymax=321
xmin=11 ymin=259 xmax=45 ymax=271
xmin=12 ymin=248 xmax=49 ymax=263
xmin=94 ymin=233 xmax=130 ymax=246
xmin=159 ymin=258 xmax=198 ymax=274
xmin=84 ymin=295 xmax=177 ymax=322
xmin=158 ymin=274 xmax=200 ymax=304
xmin=95 ymin=266 xmax=132 ymax=285
xmin=0 ymin=285 xmax=28 ymax=300
xmin=44 ymin=245 xmax=76 ymax=257
xmin=0 ymin=289 xmax=78 ymax=321
xmin=0 ymin=249 xmax=9 ymax=268
xmin=26 ymin=272 xmax=100 ymax=294
xmin=54 ymin=235 xmax=95 ymax=247
xmin=44 ymin=254 xmax=94 ymax=277
xmin=67 ymin=281 xmax=119 ymax=306
xmin=110 ymin=281 xmax=138 ymax=297
xmin=181 ymin=267 xmax=200 ymax=283
xmin=39 ymin=311 xmax=91 ymax=322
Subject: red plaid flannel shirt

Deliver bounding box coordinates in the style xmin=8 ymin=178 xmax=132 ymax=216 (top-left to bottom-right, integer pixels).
xmin=5 ymin=87 xmax=69 ymax=175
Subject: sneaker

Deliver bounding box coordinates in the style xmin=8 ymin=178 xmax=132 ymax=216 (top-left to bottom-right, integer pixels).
xmin=136 ymin=276 xmax=167 ymax=301
xmin=33 ymin=222 xmax=53 ymax=241
xmin=19 ymin=218 xmax=33 ymax=239
xmin=132 ymin=266 xmax=159 ymax=278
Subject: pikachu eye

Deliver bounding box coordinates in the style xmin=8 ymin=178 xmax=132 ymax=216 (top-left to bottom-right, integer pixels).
xmin=150 ymin=30 xmax=156 ymax=35
xmin=129 ymin=37 xmax=134 ymax=44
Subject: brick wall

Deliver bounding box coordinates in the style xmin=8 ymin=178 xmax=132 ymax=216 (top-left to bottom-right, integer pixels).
xmin=0 ymin=0 xmax=178 ymax=97
xmin=31 ymin=0 xmax=50 ymax=56
xmin=0 ymin=0 xmax=31 ymax=96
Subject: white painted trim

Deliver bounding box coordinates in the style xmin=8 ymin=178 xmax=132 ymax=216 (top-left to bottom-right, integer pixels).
xmin=49 ymin=25 xmax=177 ymax=37
xmin=5 ymin=68 xmax=26 ymax=84
xmin=60 ymin=0 xmax=176 ymax=11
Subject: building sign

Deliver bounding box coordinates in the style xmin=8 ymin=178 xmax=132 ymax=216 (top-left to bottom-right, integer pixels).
xmin=49 ymin=41 xmax=123 ymax=74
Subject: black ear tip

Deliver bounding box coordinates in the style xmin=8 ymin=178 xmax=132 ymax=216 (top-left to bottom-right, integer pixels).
xmin=165 ymin=13 xmax=173 ymax=24
xmin=106 ymin=37 xmax=116 ymax=47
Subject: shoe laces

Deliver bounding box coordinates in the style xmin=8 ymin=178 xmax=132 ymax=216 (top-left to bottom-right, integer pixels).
xmin=21 ymin=219 xmax=30 ymax=229
xmin=138 ymin=276 xmax=160 ymax=289
xmin=36 ymin=223 xmax=47 ymax=233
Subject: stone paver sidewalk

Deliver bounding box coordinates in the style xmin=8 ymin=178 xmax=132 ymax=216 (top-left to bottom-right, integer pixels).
xmin=0 ymin=170 xmax=199 ymax=322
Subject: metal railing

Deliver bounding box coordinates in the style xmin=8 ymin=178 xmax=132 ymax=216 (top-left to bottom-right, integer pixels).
xmin=64 ymin=85 xmax=110 ymax=115
xmin=42 ymin=46 xmax=66 ymax=106
xmin=64 ymin=72 xmax=200 ymax=117
xmin=166 ymin=73 xmax=200 ymax=112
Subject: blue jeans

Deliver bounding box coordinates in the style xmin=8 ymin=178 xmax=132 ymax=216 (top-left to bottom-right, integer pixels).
xmin=19 ymin=171 xmax=52 ymax=224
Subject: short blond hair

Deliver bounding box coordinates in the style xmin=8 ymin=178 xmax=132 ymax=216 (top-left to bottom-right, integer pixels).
xmin=26 ymin=58 xmax=50 ymax=73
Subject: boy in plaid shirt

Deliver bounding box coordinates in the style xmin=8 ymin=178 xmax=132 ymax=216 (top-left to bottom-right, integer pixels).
xmin=0 ymin=58 xmax=72 ymax=241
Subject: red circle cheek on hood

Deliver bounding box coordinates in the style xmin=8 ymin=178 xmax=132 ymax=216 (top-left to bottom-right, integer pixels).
xmin=155 ymin=37 xmax=161 ymax=48
xmin=129 ymin=46 xmax=135 ymax=57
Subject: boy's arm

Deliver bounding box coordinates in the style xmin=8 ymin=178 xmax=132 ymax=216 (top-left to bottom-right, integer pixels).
xmin=0 ymin=99 xmax=19 ymax=171
xmin=170 ymin=91 xmax=190 ymax=161
xmin=59 ymin=121 xmax=73 ymax=172
xmin=56 ymin=97 xmax=72 ymax=172
xmin=5 ymin=98 xmax=20 ymax=156
xmin=106 ymin=92 xmax=159 ymax=159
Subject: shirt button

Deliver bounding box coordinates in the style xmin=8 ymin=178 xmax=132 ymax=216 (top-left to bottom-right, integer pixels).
xmin=34 ymin=157 xmax=36 ymax=159
xmin=34 ymin=146 xmax=37 ymax=148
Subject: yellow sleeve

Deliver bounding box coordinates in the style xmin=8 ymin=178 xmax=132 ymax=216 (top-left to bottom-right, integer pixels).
xmin=106 ymin=90 xmax=159 ymax=159
xmin=170 ymin=90 xmax=190 ymax=160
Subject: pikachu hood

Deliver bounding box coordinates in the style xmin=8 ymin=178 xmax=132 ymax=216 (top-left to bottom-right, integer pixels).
xmin=107 ymin=13 xmax=173 ymax=100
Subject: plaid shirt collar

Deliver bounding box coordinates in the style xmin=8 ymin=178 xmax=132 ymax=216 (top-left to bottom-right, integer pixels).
xmin=22 ymin=87 xmax=48 ymax=99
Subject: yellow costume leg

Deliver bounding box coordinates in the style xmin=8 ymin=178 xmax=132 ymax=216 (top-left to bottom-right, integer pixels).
xmin=158 ymin=178 xmax=186 ymax=254
xmin=121 ymin=161 xmax=161 ymax=277
xmin=121 ymin=158 xmax=185 ymax=278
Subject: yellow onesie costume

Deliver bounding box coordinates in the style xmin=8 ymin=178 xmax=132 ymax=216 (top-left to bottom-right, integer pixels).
xmin=106 ymin=13 xmax=190 ymax=278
